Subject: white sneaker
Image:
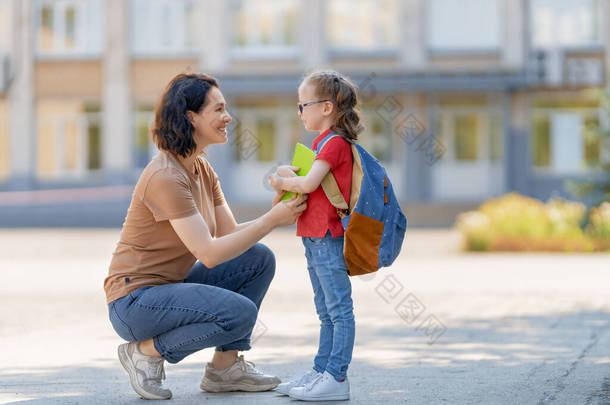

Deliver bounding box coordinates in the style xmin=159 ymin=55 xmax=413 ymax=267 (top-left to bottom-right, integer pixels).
xmin=289 ymin=370 xmax=350 ymax=401
xmin=276 ymin=369 xmax=320 ymax=395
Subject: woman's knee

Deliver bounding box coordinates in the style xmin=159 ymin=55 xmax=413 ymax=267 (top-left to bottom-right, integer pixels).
xmin=224 ymin=296 xmax=258 ymax=336
xmin=251 ymin=243 xmax=276 ymax=277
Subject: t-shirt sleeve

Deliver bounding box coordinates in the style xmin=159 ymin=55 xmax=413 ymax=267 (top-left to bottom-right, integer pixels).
xmin=315 ymin=137 xmax=351 ymax=171
xmin=211 ymin=169 xmax=226 ymax=207
xmin=142 ymin=169 xmax=198 ymax=221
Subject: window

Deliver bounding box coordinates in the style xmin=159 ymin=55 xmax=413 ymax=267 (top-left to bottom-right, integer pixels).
xmin=360 ymin=108 xmax=399 ymax=161
xmin=131 ymin=0 xmax=197 ymax=56
xmin=232 ymin=115 xmax=275 ymax=163
xmin=229 ymin=0 xmax=299 ymax=56
xmin=134 ymin=107 xmax=157 ymax=168
xmin=489 ymin=115 xmax=503 ymax=162
xmin=427 ymin=0 xmax=500 ymax=52
xmin=0 ymin=100 xmax=8 ymax=179
xmin=454 ymin=114 xmax=479 ymax=161
xmin=230 ymin=105 xmax=307 ymax=164
xmin=36 ymin=101 xmax=102 ymax=179
xmin=530 ymin=0 xmax=598 ymax=48
xmin=437 ymin=107 xmax=503 ymax=163
xmin=327 ymin=0 xmax=399 ymax=51
xmin=531 ymin=108 xmax=602 ymax=172
xmin=35 ymin=0 xmax=103 ymax=56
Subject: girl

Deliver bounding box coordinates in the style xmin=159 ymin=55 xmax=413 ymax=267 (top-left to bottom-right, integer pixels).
xmin=269 ymin=70 xmax=364 ymax=401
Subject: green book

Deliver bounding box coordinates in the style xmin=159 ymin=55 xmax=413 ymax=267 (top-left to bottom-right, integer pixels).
xmin=279 ymin=143 xmax=316 ymax=201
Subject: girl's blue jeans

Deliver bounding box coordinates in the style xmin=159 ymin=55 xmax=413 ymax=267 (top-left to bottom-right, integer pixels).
xmin=107 ymin=243 xmax=275 ymax=364
xmin=302 ymin=231 xmax=355 ymax=381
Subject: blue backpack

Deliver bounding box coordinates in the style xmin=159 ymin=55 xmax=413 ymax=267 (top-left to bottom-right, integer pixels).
xmin=316 ymin=132 xmax=407 ymax=276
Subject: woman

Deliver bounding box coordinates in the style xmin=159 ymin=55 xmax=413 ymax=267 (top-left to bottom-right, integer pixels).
xmin=104 ymin=73 xmax=307 ymax=400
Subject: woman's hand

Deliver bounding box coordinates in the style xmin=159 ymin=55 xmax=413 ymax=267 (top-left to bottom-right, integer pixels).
xmin=272 ymin=191 xmax=284 ymax=207
xmin=267 ymin=194 xmax=308 ymax=227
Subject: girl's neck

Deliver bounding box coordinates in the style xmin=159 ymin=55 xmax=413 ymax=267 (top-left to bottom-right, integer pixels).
xmin=319 ymin=126 xmax=333 ymax=136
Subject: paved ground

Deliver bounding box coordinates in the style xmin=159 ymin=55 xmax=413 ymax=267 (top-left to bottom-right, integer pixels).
xmin=0 ymin=228 xmax=609 ymax=404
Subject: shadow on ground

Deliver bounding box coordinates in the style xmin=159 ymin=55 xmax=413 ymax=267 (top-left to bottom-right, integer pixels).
xmin=2 ymin=311 xmax=610 ymax=405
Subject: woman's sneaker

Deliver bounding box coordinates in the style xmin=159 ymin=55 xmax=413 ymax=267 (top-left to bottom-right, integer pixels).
xmin=117 ymin=342 xmax=172 ymax=400
xmin=276 ymin=369 xmax=321 ymax=395
xmin=200 ymin=355 xmax=281 ymax=392
xmin=289 ymin=370 xmax=350 ymax=401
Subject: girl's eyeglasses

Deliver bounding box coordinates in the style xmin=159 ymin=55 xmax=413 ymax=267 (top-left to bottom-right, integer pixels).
xmin=298 ymin=99 xmax=330 ymax=114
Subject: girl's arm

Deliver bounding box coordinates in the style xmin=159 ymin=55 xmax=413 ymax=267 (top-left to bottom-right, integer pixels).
xmin=270 ymin=159 xmax=331 ymax=194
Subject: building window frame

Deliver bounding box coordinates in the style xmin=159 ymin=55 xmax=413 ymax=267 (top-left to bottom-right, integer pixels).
xmin=529 ymin=0 xmax=602 ymax=50
xmin=130 ymin=0 xmax=198 ymax=58
xmin=228 ymin=0 xmax=300 ymax=60
xmin=326 ymin=0 xmax=400 ymax=56
xmin=425 ymin=0 xmax=501 ymax=55
xmin=34 ymin=0 xmax=103 ymax=58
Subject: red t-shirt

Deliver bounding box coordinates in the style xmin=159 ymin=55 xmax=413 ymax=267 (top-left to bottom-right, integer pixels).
xmin=296 ymin=129 xmax=352 ymax=238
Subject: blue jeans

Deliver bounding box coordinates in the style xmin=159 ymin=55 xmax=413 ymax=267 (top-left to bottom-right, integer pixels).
xmin=302 ymin=232 xmax=355 ymax=381
xmin=108 ymin=243 xmax=275 ymax=364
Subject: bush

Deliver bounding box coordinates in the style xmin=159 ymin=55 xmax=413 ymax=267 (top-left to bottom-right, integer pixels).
xmin=456 ymin=193 xmax=608 ymax=252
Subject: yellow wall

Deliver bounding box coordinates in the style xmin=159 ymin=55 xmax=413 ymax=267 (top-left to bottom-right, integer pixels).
xmin=131 ymin=59 xmax=198 ymax=103
xmin=36 ymin=61 xmax=102 ymax=98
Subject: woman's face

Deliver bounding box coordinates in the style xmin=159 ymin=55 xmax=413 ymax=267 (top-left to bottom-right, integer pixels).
xmin=189 ymin=86 xmax=232 ymax=152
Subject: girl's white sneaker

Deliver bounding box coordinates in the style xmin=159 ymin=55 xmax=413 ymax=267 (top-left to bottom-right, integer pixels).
xmin=289 ymin=370 xmax=350 ymax=401
xmin=276 ymin=369 xmax=320 ymax=395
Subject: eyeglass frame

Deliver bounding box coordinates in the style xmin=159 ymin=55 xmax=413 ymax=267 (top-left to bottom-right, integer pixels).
xmin=298 ymin=99 xmax=331 ymax=114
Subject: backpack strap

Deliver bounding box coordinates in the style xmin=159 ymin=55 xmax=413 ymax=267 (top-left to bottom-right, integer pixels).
xmin=316 ymin=133 xmax=350 ymax=218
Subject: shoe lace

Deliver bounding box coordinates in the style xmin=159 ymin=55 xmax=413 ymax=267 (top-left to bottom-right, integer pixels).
xmin=145 ymin=358 xmax=166 ymax=387
xmin=237 ymin=355 xmax=264 ymax=375
xmin=303 ymin=372 xmax=324 ymax=390
xmin=297 ymin=370 xmax=317 ymax=385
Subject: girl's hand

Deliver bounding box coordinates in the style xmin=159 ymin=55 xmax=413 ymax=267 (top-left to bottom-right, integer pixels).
xmin=267 ymin=194 xmax=308 ymax=227
xmin=268 ymin=173 xmax=284 ymax=193
xmin=276 ymin=165 xmax=300 ymax=178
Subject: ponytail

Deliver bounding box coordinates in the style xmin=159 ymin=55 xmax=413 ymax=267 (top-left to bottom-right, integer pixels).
xmin=303 ymin=71 xmax=364 ymax=142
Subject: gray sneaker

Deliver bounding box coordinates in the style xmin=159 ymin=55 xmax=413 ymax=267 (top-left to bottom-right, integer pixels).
xmin=200 ymin=355 xmax=281 ymax=392
xmin=118 ymin=342 xmax=172 ymax=400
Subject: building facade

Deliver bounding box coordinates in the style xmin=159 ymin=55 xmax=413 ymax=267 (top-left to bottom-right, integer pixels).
xmin=0 ymin=0 xmax=608 ymax=210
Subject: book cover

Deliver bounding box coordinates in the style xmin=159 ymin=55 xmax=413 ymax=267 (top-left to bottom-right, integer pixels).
xmin=279 ymin=143 xmax=316 ymax=201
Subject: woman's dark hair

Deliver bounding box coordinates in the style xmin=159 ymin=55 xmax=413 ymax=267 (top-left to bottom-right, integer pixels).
xmin=303 ymin=70 xmax=364 ymax=142
xmin=152 ymin=73 xmax=219 ymax=157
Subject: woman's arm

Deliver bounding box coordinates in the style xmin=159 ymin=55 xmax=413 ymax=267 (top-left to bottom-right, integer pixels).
xmin=170 ymin=193 xmax=307 ymax=268
xmin=269 ymin=159 xmax=331 ymax=195
xmin=215 ymin=199 xmax=278 ymax=237
xmin=214 ymin=203 xmax=250 ymax=237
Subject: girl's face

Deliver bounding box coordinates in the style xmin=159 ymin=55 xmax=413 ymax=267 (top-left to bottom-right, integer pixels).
xmin=298 ymin=81 xmax=334 ymax=133
xmin=188 ymin=86 xmax=232 ymax=152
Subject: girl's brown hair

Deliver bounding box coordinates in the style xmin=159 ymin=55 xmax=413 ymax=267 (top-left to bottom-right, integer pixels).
xmin=303 ymin=70 xmax=364 ymax=142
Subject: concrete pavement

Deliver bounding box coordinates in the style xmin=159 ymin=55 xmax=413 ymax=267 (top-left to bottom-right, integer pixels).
xmin=0 ymin=228 xmax=609 ymax=404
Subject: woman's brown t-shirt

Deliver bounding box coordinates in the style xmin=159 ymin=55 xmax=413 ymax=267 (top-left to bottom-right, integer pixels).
xmin=104 ymin=150 xmax=226 ymax=304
